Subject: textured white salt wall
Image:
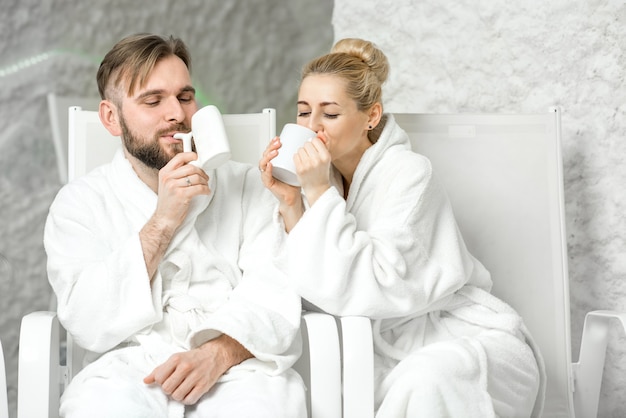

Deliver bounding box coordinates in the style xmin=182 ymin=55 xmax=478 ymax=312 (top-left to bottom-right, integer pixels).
xmin=0 ymin=1 xmax=333 ymax=416
xmin=333 ymin=0 xmax=625 ymax=416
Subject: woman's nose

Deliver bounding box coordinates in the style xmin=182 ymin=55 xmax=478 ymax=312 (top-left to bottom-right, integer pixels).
xmin=307 ymin=114 xmax=321 ymax=133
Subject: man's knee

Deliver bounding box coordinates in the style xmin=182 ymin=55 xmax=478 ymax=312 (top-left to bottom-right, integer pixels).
xmin=191 ymin=369 xmax=307 ymax=418
xmin=60 ymin=373 xmax=169 ymax=418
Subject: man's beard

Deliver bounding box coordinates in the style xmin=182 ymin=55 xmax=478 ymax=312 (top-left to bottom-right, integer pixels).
xmin=120 ymin=113 xmax=189 ymax=170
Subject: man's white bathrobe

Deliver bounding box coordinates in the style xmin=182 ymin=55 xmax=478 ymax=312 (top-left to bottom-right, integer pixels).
xmin=45 ymin=150 xmax=306 ymax=418
xmin=280 ymin=115 xmax=546 ymax=418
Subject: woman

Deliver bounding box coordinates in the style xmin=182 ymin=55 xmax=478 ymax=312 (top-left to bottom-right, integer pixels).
xmin=259 ymin=38 xmax=544 ymax=417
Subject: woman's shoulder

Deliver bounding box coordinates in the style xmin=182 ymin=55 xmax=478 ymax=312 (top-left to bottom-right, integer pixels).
xmin=377 ymin=116 xmax=433 ymax=172
xmin=378 ymin=144 xmax=434 ymax=183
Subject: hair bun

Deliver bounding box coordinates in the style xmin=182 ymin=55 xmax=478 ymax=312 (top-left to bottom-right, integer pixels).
xmin=331 ymin=38 xmax=389 ymax=84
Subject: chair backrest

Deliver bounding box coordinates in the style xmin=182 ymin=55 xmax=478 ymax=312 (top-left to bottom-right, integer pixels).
xmin=47 ymin=94 xmax=101 ymax=183
xmin=67 ymin=106 xmax=276 ymax=181
xmin=395 ymin=109 xmax=572 ymax=417
xmin=64 ymin=105 xmax=276 ymax=383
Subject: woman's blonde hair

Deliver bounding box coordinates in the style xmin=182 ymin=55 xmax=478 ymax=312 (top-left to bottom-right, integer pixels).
xmin=301 ymin=38 xmax=389 ymax=113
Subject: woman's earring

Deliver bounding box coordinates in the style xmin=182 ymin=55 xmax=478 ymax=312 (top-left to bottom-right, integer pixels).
xmin=368 ymin=125 xmax=373 ymax=130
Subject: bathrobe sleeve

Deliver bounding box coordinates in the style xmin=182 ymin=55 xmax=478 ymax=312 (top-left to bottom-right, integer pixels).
xmin=286 ymin=148 xmax=491 ymax=319
xmin=187 ymin=166 xmax=302 ymax=374
xmin=44 ymin=175 xmax=162 ymax=353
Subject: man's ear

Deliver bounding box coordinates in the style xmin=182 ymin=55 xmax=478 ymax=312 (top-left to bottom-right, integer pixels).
xmin=99 ymin=100 xmax=122 ymax=137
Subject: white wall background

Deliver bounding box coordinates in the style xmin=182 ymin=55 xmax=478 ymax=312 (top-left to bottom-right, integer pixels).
xmin=2 ymin=0 xmax=624 ymax=416
xmin=333 ymin=0 xmax=625 ymax=416
xmin=0 ymin=1 xmax=333 ymax=416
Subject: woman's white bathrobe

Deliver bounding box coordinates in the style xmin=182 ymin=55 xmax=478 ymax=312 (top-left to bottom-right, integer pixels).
xmin=281 ymin=115 xmax=546 ymax=418
xmin=45 ymin=150 xmax=305 ymax=418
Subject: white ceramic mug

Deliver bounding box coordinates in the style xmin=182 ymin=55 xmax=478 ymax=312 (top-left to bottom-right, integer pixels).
xmin=272 ymin=123 xmax=317 ymax=186
xmin=174 ymin=105 xmax=231 ymax=170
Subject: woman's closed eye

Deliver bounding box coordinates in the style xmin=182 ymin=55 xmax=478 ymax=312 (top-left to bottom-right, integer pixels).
xmin=297 ymin=112 xmax=338 ymax=119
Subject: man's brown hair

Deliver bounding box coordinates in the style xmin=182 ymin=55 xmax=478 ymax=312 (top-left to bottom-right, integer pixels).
xmin=96 ymin=33 xmax=191 ymax=103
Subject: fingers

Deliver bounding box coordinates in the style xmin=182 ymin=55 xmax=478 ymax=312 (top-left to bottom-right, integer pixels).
xmin=259 ymin=136 xmax=280 ymax=173
xmin=143 ymin=371 xmax=155 ymax=385
xmin=144 ymin=360 xmax=176 ymax=390
xmin=316 ymin=131 xmax=329 ymax=145
xmin=260 ymin=162 xmax=288 ymax=190
xmin=259 ymin=137 xmax=282 ymax=187
xmin=260 ymin=161 xmax=274 ymax=186
xmin=259 ymin=134 xmax=326 ymax=173
xmin=171 ymin=371 xmax=210 ymax=405
xmin=144 ymin=356 xmax=194 ymax=404
xmin=144 ymin=352 xmax=216 ymax=406
xmin=295 ymin=139 xmax=330 ymax=171
xmin=160 ymin=155 xmax=210 ymax=193
xmin=153 ymin=153 xmax=212 ymax=230
xmin=159 ymin=171 xmax=210 ymax=201
xmin=179 ymin=173 xmax=208 ymax=189
xmin=162 ymin=152 xmax=209 ymax=182
xmin=165 ymin=151 xmax=201 ymax=169
xmin=309 ymin=136 xmax=330 ymax=154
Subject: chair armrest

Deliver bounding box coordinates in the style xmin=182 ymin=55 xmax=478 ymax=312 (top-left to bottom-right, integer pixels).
xmin=572 ymin=309 xmax=626 ymax=418
xmin=339 ymin=316 xmax=375 ymax=418
xmin=293 ymin=312 xmax=342 ymax=418
xmin=17 ymin=311 xmax=62 ymax=418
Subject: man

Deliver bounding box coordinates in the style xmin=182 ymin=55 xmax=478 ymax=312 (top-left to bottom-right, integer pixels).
xmin=44 ymin=33 xmax=306 ymax=417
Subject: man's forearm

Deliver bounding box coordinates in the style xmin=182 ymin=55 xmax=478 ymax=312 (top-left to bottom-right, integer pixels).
xmin=139 ymin=215 xmax=176 ymax=281
xmin=203 ymin=333 xmax=253 ymax=372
